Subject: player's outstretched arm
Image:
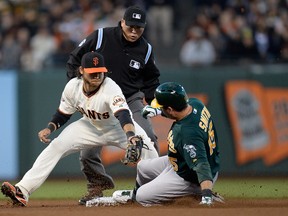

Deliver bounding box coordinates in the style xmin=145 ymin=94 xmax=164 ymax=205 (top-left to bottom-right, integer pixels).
xmin=114 ymin=109 xmax=143 ymax=164
xmin=38 ymin=110 xmax=72 ymax=144
xmin=199 ymin=180 xmax=213 ymax=206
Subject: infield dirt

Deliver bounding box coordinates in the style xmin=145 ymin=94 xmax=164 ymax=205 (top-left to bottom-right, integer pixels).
xmin=1 ymin=198 xmax=287 ymax=216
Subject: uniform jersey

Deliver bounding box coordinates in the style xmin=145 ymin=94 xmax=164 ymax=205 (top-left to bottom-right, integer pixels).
xmin=59 ymin=77 xmax=130 ymax=131
xmin=167 ymin=98 xmax=220 ymax=184
xmin=67 ymin=23 xmax=160 ymax=104
xmin=14 ymin=76 xmax=159 ymax=199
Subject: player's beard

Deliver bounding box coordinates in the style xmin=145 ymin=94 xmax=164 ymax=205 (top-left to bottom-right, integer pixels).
xmin=161 ymin=109 xmax=175 ymax=120
xmin=83 ymin=73 xmax=105 ymax=92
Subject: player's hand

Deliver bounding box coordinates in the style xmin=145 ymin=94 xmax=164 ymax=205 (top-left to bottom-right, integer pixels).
xmin=122 ymin=135 xmax=143 ymax=165
xmin=199 ymin=196 xmax=212 ymax=206
xmin=199 ymin=189 xmax=213 ymax=206
xmin=141 ymin=105 xmax=161 ymax=119
xmin=38 ymin=128 xmax=52 ymax=144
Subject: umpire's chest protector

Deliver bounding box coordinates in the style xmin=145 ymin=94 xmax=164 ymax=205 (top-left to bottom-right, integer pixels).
xmin=95 ymin=27 xmax=150 ymax=93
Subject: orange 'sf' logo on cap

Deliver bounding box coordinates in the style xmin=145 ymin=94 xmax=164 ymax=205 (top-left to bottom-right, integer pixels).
xmin=93 ymin=57 xmax=99 ymax=66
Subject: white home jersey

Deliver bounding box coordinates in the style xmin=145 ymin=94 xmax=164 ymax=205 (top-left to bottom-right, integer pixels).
xmin=59 ymin=77 xmax=130 ymax=130
xmin=15 ymin=77 xmax=158 ymax=198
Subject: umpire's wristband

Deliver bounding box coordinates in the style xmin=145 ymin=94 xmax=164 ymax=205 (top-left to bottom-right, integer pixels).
xmin=126 ymin=131 xmax=135 ymax=139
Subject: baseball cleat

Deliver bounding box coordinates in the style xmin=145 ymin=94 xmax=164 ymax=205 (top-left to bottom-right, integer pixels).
xmin=1 ymin=182 xmax=27 ymax=206
xmin=112 ymin=190 xmax=133 ymax=203
xmin=79 ymin=191 xmax=103 ymax=205
xmin=79 ymin=181 xmax=114 ymax=205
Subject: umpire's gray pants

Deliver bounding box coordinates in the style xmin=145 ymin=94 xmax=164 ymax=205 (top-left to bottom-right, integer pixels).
xmin=79 ymin=91 xmax=158 ymax=188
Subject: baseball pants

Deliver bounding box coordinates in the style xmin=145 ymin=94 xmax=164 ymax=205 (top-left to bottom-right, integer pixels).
xmin=135 ymin=155 xmax=218 ymax=206
xmin=16 ymin=117 xmax=158 ymax=199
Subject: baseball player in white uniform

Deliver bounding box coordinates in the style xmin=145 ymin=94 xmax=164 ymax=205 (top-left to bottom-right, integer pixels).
xmin=1 ymin=51 xmax=158 ymax=206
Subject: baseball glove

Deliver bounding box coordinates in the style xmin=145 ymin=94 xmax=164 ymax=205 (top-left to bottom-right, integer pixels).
xmin=122 ymin=135 xmax=143 ymax=165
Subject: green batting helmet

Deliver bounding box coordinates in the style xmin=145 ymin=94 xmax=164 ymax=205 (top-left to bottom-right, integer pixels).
xmin=153 ymin=82 xmax=189 ymax=111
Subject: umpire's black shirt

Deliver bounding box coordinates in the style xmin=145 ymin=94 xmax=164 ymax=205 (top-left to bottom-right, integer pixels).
xmin=66 ymin=22 xmax=160 ymax=104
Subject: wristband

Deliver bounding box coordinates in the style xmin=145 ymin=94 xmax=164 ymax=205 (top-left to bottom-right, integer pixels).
xmin=202 ymin=189 xmax=212 ymax=197
xmin=126 ymin=131 xmax=135 ymax=139
xmin=47 ymin=122 xmax=57 ymax=132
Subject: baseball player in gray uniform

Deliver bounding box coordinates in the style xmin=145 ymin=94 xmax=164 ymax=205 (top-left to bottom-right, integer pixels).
xmin=0 ymin=52 xmax=158 ymax=206
xmin=113 ymin=82 xmax=223 ymax=206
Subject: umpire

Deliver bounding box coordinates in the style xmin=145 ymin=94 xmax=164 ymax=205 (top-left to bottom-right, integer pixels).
xmin=66 ymin=5 xmax=160 ymax=205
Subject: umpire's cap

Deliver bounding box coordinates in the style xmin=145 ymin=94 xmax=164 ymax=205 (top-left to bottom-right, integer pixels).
xmin=123 ymin=6 xmax=146 ymax=28
xmin=81 ymin=52 xmax=108 ymax=73
xmin=152 ymin=82 xmax=189 ymax=111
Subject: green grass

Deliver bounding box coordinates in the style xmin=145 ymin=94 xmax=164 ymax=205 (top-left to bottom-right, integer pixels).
xmin=213 ymin=177 xmax=288 ymax=199
xmin=0 ymin=178 xmax=135 ymax=200
xmin=1 ymin=177 xmax=287 ymax=200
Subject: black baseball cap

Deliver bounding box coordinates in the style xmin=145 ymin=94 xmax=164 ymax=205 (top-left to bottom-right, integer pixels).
xmin=81 ymin=52 xmax=108 ymax=73
xmin=123 ymin=6 xmax=146 ymax=28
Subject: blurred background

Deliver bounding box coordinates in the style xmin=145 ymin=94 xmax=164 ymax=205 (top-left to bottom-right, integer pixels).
xmin=0 ymin=0 xmax=288 ymax=180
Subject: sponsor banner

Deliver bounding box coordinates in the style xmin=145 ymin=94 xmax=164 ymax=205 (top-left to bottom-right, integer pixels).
xmin=263 ymin=88 xmax=288 ymax=165
xmin=225 ymin=81 xmax=273 ymax=165
xmin=225 ymin=81 xmax=288 ymax=166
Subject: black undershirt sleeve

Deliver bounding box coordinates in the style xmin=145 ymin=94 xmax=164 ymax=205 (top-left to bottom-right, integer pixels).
xmin=50 ymin=109 xmax=72 ymax=130
xmin=114 ymin=109 xmax=133 ymax=128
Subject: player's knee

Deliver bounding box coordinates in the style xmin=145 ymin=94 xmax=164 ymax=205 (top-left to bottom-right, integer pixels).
xmin=79 ymin=149 xmax=91 ymax=161
xmin=79 ymin=147 xmax=102 ymax=162
xmin=135 ymin=187 xmax=156 ymax=206
xmin=137 ymin=159 xmax=151 ymax=173
xmin=49 ymin=139 xmax=67 ymax=153
xmin=135 ymin=188 xmax=149 ymax=205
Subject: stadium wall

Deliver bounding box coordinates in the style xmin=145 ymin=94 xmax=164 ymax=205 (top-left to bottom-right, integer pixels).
xmin=1 ymin=64 xmax=287 ymax=179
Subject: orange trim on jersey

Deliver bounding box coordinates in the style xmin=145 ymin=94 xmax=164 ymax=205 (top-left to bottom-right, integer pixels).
xmin=84 ymin=67 xmax=108 ymax=73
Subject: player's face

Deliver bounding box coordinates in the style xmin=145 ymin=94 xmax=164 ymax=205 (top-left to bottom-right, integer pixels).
xmin=161 ymin=107 xmax=176 ymax=120
xmin=82 ymin=71 xmax=105 ymax=89
xmin=121 ymin=19 xmax=144 ymax=42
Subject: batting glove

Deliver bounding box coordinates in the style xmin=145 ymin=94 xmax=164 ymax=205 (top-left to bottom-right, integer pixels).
xmin=141 ymin=105 xmax=161 ymax=119
xmin=199 ymin=189 xmax=213 ymax=206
